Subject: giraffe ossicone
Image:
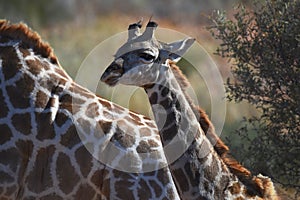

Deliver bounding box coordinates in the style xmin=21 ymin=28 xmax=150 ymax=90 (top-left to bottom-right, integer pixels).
xmin=101 ymin=20 xmax=279 ymax=199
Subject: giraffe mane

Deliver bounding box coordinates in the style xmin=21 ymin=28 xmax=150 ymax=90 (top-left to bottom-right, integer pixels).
xmin=169 ymin=61 xmax=267 ymax=197
xmin=0 ymin=20 xmax=58 ymax=64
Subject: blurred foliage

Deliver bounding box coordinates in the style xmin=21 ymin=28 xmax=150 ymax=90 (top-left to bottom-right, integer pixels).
xmin=0 ymin=0 xmax=247 ymax=27
xmin=209 ymin=0 xmax=300 ymax=196
xmin=0 ymin=0 xmax=73 ymax=27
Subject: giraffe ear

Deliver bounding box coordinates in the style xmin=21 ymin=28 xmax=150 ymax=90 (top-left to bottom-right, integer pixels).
xmin=163 ymin=38 xmax=195 ymax=63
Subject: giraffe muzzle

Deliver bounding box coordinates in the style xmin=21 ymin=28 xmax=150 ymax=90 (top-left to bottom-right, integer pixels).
xmin=101 ymin=61 xmax=124 ymax=86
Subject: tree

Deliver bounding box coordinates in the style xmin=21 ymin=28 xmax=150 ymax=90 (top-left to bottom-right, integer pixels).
xmin=209 ymin=0 xmax=300 ymax=195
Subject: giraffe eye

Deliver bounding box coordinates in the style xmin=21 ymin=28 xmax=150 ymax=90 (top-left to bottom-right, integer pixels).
xmin=139 ymin=53 xmax=155 ymax=62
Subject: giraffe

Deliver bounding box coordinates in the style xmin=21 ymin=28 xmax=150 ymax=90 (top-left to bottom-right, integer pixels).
xmin=0 ymin=20 xmax=185 ymax=199
xmin=101 ymin=20 xmax=278 ymax=199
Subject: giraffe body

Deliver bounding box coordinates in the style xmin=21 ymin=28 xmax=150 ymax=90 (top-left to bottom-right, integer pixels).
xmin=0 ymin=20 xmax=182 ymax=200
xmin=101 ymin=20 xmax=278 ymax=200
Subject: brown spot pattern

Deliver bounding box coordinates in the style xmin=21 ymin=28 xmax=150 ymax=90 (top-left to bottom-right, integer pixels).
xmin=160 ymin=122 xmax=179 ymax=142
xmin=60 ymin=125 xmax=81 ymax=149
xmin=124 ymin=115 xmax=144 ymax=126
xmin=40 ymin=194 xmax=63 ymax=200
xmin=149 ymin=180 xmax=162 ymax=197
xmin=4 ymin=185 xmax=17 ymax=196
xmin=91 ymin=169 xmax=109 ymax=196
xmin=98 ymin=99 xmax=112 ymax=110
xmin=26 ymin=59 xmax=42 ymax=76
xmin=184 ymin=160 xmax=200 ymax=188
xmin=86 ymin=102 xmax=99 ymax=118
xmin=19 ymin=47 xmax=30 ymax=57
xmin=0 ymin=124 xmax=12 ymax=145
xmin=114 ymin=170 xmax=135 ymax=200
xmin=6 ymin=73 xmax=34 ymax=109
xmin=97 ymin=120 xmax=112 ymax=135
xmin=35 ymin=112 xmax=55 ymax=141
xmin=148 ymin=139 xmax=159 ymax=147
xmin=161 ymin=86 xmax=169 ymax=97
xmin=0 ymin=148 xmax=19 ymax=173
xmin=74 ymin=184 xmax=96 ymax=199
xmin=27 ymin=145 xmax=55 ymax=193
xmin=23 ymin=196 xmax=35 ymax=200
xmin=0 ymin=171 xmax=14 ymax=183
xmin=35 ymin=90 xmax=48 ymax=108
xmin=149 ymin=92 xmax=158 ymax=104
xmin=139 ymin=127 xmax=152 ymax=136
xmin=160 ymin=98 xmax=172 ymax=108
xmin=11 ymin=113 xmax=31 ymax=135
xmin=54 ymin=112 xmax=69 ymax=127
xmin=145 ymin=120 xmax=156 ymax=128
xmin=156 ymin=168 xmax=171 ymax=186
xmin=56 ymin=152 xmax=80 ymax=194
xmin=138 ymin=179 xmax=152 ymax=199
xmin=0 ymin=46 xmax=21 ymax=80
xmin=165 ymin=112 xmax=177 ymax=127
xmin=172 ymin=168 xmax=189 ymax=192
xmin=15 ymin=140 xmax=34 ymax=184
xmin=0 ymin=90 xmax=8 ymax=118
xmin=137 ymin=140 xmax=151 ymax=153
xmin=60 ymin=94 xmax=83 ymax=114
xmin=129 ymin=112 xmax=141 ymax=121
xmin=75 ymin=145 xmax=92 ymax=178
xmin=54 ymin=68 xmax=70 ymax=80
xmin=112 ymin=126 xmax=135 ymax=148
xmin=111 ymin=104 xmax=125 ymax=114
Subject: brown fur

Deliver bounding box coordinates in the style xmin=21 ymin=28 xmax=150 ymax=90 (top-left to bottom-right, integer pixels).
xmin=253 ymin=175 xmax=279 ymax=200
xmin=169 ymin=62 xmax=277 ymax=198
xmin=0 ymin=20 xmax=58 ymax=65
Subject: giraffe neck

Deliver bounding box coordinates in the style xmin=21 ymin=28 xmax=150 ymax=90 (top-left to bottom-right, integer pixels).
xmin=144 ymin=63 xmax=237 ymax=199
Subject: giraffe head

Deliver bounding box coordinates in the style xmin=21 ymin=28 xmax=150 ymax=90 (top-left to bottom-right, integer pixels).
xmin=101 ymin=20 xmax=195 ymax=87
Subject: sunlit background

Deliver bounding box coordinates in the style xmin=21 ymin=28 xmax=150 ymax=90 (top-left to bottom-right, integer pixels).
xmin=1 ymin=0 xmax=295 ymax=198
xmin=0 ymin=0 xmax=260 ymax=174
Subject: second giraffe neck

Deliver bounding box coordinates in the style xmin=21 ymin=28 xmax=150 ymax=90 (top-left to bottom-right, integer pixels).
xmin=144 ymin=65 xmax=235 ymax=199
xmin=145 ymin=65 xmax=205 ymax=149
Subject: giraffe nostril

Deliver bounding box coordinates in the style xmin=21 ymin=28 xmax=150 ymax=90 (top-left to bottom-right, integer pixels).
xmin=101 ymin=63 xmax=124 ymax=86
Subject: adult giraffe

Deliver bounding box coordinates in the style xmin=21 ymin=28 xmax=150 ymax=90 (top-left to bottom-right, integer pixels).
xmin=101 ymin=20 xmax=278 ymax=199
xmin=0 ymin=20 xmax=183 ymax=199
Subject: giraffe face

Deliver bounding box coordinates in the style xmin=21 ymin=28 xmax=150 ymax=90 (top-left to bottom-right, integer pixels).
xmin=101 ymin=48 xmax=161 ymax=87
xmin=101 ymin=21 xmax=195 ymax=87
